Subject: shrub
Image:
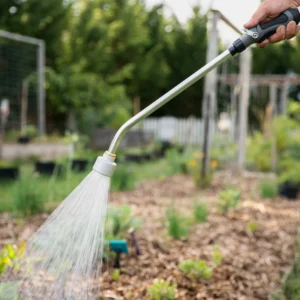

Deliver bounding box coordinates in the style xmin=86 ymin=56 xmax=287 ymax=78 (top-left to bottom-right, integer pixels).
xmin=217 ymin=187 xmax=240 ymax=216
xmin=147 ymin=279 xmax=177 ymax=300
xmin=193 ymin=203 xmax=208 ymax=223
xmin=166 ymin=206 xmax=189 ymax=239
xmin=179 ymin=259 xmax=212 ymax=280
xmin=259 ymin=180 xmax=277 ymax=199
xmin=13 ymin=176 xmax=45 ymax=216
xmin=187 ymin=153 xmax=218 ymax=188
xmin=111 ymin=165 xmax=136 ymax=191
xmin=165 ymin=148 xmax=187 ymax=175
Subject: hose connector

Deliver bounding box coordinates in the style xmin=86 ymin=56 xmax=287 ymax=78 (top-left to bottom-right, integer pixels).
xmin=93 ymin=151 xmax=117 ymax=177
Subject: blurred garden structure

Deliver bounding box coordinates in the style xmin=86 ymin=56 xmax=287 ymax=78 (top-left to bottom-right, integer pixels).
xmin=1 ymin=0 xmax=300 ymax=299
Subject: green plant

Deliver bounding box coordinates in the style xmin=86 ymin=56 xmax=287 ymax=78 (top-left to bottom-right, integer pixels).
xmin=166 ymin=206 xmax=189 ymax=239
xmin=13 ymin=176 xmax=45 ymax=216
xmin=112 ymin=268 xmax=120 ymax=281
xmin=147 ymin=279 xmax=176 ymax=300
xmin=111 ymin=165 xmax=136 ymax=191
xmin=187 ymin=154 xmax=217 ymax=188
xmin=247 ymin=131 xmax=272 ymax=172
xmin=0 ymin=242 xmax=25 ymax=275
xmin=193 ymin=202 xmax=208 ymax=223
xmin=105 ymin=205 xmax=142 ymax=240
xmin=165 ymin=148 xmax=187 ymax=175
xmin=259 ymin=179 xmax=278 ymax=199
xmin=179 ymin=259 xmax=212 ymax=280
xmin=212 ymin=245 xmax=222 ymax=266
xmin=247 ymin=221 xmax=259 ymax=232
xmin=25 ymin=124 xmax=37 ymax=139
xmin=278 ymin=158 xmax=300 ymax=184
xmin=217 ymin=187 xmax=240 ymax=216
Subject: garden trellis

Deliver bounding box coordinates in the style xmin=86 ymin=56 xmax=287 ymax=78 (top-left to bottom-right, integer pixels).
xmin=0 ymin=30 xmax=46 ymax=138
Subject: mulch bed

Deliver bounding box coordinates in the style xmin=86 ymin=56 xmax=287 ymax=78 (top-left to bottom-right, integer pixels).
xmin=1 ymin=171 xmax=300 ymax=299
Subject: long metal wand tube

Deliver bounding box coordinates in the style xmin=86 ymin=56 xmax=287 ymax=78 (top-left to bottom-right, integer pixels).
xmin=108 ymin=50 xmax=231 ymax=154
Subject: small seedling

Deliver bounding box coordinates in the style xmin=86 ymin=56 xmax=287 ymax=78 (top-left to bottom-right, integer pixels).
xmin=179 ymin=259 xmax=212 ymax=280
xmin=166 ymin=206 xmax=189 ymax=239
xmin=212 ymin=245 xmax=222 ymax=266
xmin=147 ymin=279 xmax=177 ymax=300
xmin=259 ymin=180 xmax=277 ymax=199
xmin=193 ymin=203 xmax=208 ymax=223
xmin=247 ymin=221 xmax=259 ymax=232
xmin=112 ymin=268 xmax=120 ymax=281
xmin=217 ymin=187 xmax=240 ymax=216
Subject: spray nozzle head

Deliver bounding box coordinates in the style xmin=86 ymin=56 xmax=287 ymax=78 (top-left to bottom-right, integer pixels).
xmin=93 ymin=152 xmax=117 ymax=177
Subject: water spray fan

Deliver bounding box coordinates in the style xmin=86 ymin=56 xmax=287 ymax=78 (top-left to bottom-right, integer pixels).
xmin=3 ymin=8 xmax=300 ymax=300
xmin=95 ymin=8 xmax=300 ymax=176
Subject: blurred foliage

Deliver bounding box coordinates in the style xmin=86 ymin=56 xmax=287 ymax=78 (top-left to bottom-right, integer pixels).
xmin=110 ymin=165 xmax=136 ymax=191
xmin=105 ymin=205 xmax=142 ymax=240
xmin=0 ymin=241 xmax=25 ymax=275
xmin=212 ymin=245 xmax=222 ymax=266
xmin=259 ymin=179 xmax=278 ymax=199
xmin=217 ymin=187 xmax=240 ymax=216
xmin=147 ymin=279 xmax=177 ymax=300
xmin=192 ymin=202 xmax=208 ymax=223
xmin=165 ymin=147 xmax=187 ymax=175
xmin=186 ymin=152 xmax=218 ymax=188
xmin=179 ymin=259 xmax=212 ymax=280
xmin=166 ymin=205 xmax=190 ymax=239
xmin=13 ymin=176 xmax=45 ymax=216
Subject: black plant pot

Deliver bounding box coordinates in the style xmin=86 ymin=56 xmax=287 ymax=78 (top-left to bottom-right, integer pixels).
xmin=124 ymin=154 xmax=147 ymax=163
xmin=35 ymin=162 xmax=62 ymax=175
xmin=0 ymin=167 xmax=19 ymax=180
xmin=71 ymin=159 xmax=89 ymax=172
xmin=279 ymin=181 xmax=299 ymax=200
xmin=18 ymin=136 xmax=30 ymax=144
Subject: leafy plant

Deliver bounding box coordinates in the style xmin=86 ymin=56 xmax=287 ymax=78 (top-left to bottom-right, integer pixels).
xmin=112 ymin=268 xmax=120 ymax=281
xmin=212 ymin=245 xmax=222 ymax=266
xmin=259 ymin=179 xmax=278 ymax=199
xmin=105 ymin=205 xmax=142 ymax=240
xmin=111 ymin=165 xmax=136 ymax=191
xmin=179 ymin=259 xmax=212 ymax=280
xmin=166 ymin=206 xmax=189 ymax=239
xmin=13 ymin=176 xmax=45 ymax=216
xmin=0 ymin=242 xmax=25 ymax=275
xmin=247 ymin=221 xmax=259 ymax=233
xmin=193 ymin=202 xmax=208 ymax=223
xmin=147 ymin=279 xmax=177 ymax=300
xmin=187 ymin=153 xmax=218 ymax=188
xmin=278 ymin=158 xmax=300 ymax=185
xmin=165 ymin=148 xmax=187 ymax=175
xmin=217 ymin=187 xmax=241 ymax=216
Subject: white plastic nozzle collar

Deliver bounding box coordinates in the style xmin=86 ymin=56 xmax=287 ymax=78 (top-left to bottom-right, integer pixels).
xmin=93 ymin=152 xmax=117 ymax=177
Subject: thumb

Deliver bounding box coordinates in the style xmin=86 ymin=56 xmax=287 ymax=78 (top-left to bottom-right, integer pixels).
xmin=244 ymin=5 xmax=268 ymax=28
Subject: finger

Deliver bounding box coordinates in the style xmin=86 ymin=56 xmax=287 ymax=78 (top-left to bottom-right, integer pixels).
xmin=257 ymin=39 xmax=270 ymax=48
xmin=244 ymin=3 xmax=268 ymax=28
xmin=286 ymin=21 xmax=297 ymax=40
xmin=269 ymin=25 xmax=286 ymax=43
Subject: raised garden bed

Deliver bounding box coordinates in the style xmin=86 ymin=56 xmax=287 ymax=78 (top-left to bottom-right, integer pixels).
xmin=0 ymin=167 xmax=19 ymax=180
xmin=0 ymin=172 xmax=299 ymax=299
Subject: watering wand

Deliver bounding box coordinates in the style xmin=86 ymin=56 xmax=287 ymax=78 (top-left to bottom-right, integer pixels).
xmin=93 ymin=8 xmax=300 ymax=177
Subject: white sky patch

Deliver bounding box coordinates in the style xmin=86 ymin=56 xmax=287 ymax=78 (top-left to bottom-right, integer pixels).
xmin=145 ymin=0 xmax=261 ymax=46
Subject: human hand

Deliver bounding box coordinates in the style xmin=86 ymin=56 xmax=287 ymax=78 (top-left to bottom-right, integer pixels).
xmin=244 ymin=0 xmax=300 ymax=48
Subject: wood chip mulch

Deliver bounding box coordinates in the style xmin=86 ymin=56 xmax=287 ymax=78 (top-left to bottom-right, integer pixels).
xmin=1 ymin=171 xmax=300 ymax=299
